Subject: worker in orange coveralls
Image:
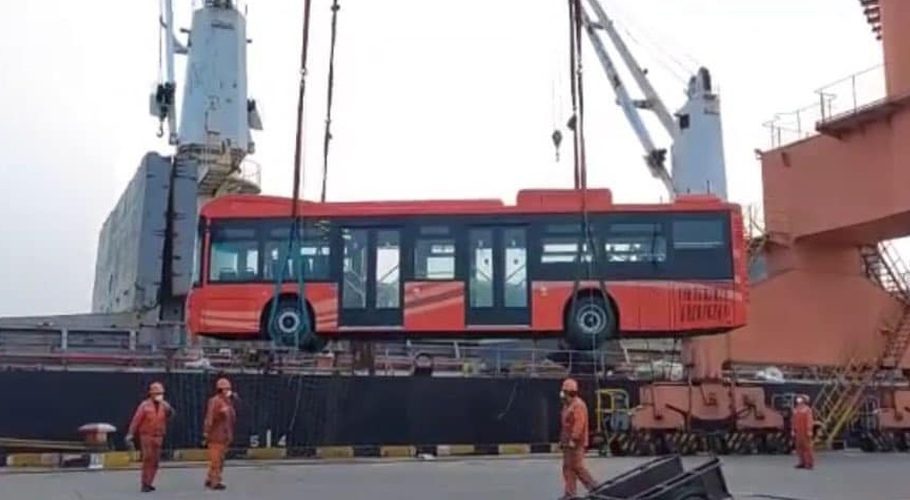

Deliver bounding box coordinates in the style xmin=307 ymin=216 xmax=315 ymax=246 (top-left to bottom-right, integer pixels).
xmin=560 ymin=378 xmax=597 ymax=499
xmin=204 ymin=377 xmax=237 ymax=490
xmin=126 ymin=381 xmax=175 ymax=493
xmin=792 ymin=394 xmax=815 ymax=470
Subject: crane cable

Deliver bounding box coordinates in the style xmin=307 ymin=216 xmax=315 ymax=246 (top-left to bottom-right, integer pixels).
xmin=567 ymin=0 xmax=612 ymax=384
xmin=157 ymin=0 xmax=164 ymax=84
xmin=267 ymin=0 xmax=316 ymax=350
xmin=320 ymin=0 xmax=341 ymax=203
xmin=567 ymin=0 xmax=581 ymax=191
xmin=601 ymin=0 xmax=699 ymax=79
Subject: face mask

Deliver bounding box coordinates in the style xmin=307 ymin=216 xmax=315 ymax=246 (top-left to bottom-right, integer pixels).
xmin=153 ymin=395 xmax=164 ymax=402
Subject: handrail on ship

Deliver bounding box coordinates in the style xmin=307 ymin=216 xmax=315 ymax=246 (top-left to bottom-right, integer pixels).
xmin=763 ymin=64 xmax=885 ymax=149
xmin=0 ymin=326 xmax=687 ymax=380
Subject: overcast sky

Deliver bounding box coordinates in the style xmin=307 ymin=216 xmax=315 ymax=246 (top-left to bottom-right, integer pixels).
xmin=0 ymin=0 xmax=882 ymax=316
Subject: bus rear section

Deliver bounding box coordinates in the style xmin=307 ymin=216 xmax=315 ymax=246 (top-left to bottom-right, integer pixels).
xmin=527 ymin=208 xmax=745 ymax=348
xmin=186 ymin=193 xmax=746 ymax=350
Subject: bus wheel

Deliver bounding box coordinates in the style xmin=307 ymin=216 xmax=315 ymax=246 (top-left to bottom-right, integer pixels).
xmin=565 ymin=295 xmax=616 ymax=350
xmin=267 ymin=299 xmax=323 ymax=352
xmin=300 ymin=332 xmax=327 ymax=353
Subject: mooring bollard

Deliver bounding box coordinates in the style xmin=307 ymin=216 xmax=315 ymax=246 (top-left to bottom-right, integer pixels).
xmin=78 ymin=423 xmax=117 ymax=470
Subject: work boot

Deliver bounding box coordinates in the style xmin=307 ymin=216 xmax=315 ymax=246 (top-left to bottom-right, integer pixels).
xmin=141 ymin=484 xmax=155 ymax=493
xmin=212 ymin=484 xmax=227 ymax=491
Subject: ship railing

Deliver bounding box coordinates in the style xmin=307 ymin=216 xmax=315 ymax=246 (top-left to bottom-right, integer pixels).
xmin=0 ymin=338 xmax=687 ymax=380
xmin=815 ymin=64 xmax=886 ymax=124
xmin=763 ymin=101 xmax=829 ymax=149
xmin=742 ymin=204 xmax=765 ymax=240
xmin=195 ymin=0 xmax=248 ymax=12
xmin=762 ymin=64 xmax=885 ymax=149
xmin=235 ymin=158 xmax=262 ymax=187
xmin=0 ymin=326 xmax=141 ymax=353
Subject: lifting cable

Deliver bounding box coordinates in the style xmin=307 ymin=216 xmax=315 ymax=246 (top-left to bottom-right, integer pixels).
xmin=602 ymin=0 xmax=698 ymax=79
xmin=267 ymin=0 xmax=316 ymax=350
xmin=320 ymin=0 xmax=341 ymax=203
xmin=566 ymin=0 xmax=582 ymax=191
xmin=157 ymin=0 xmax=164 ymax=83
xmin=566 ymin=0 xmax=611 ymax=384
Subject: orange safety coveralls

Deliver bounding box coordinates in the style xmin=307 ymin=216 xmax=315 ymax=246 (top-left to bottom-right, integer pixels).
xmin=128 ymin=399 xmax=171 ymax=487
xmin=204 ymin=394 xmax=237 ymax=486
xmin=792 ymin=404 xmax=815 ymax=469
xmin=560 ymin=396 xmax=596 ymax=497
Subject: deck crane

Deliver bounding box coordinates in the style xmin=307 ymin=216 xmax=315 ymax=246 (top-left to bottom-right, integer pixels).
xmin=579 ymin=0 xmax=728 ymax=201
xmin=574 ymin=1 xmax=782 ymax=458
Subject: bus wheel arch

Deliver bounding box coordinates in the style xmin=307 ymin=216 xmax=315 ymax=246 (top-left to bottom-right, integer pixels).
xmin=562 ymin=288 xmax=619 ymax=350
xmin=259 ymin=294 xmax=324 ymax=352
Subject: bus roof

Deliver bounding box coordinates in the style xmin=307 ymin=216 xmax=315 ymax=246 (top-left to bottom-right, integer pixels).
xmin=199 ymin=189 xmax=737 ymax=219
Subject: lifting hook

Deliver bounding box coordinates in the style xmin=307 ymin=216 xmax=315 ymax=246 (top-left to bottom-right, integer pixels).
xmin=552 ymin=129 xmax=563 ymax=162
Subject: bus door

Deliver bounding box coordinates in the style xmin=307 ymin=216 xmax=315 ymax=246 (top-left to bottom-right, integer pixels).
xmin=466 ymin=226 xmax=530 ymax=326
xmin=404 ymin=224 xmax=465 ymax=331
xmin=338 ymin=227 xmax=403 ymax=327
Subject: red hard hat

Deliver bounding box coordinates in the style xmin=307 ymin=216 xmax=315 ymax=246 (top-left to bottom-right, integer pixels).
xmin=149 ymin=382 xmax=165 ymax=395
xmin=216 ymin=378 xmax=232 ymax=391
xmin=562 ymin=378 xmax=579 ymax=392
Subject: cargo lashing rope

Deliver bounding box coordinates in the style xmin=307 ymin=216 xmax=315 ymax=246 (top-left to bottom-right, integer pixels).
xmin=266 ymin=0 xmax=316 ymax=350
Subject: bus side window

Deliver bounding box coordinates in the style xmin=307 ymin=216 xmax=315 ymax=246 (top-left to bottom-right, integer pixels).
xmin=209 ymin=225 xmax=260 ymax=283
xmin=670 ymin=216 xmax=732 ymax=279
xmin=193 ymin=217 xmax=205 ymax=287
xmin=414 ymin=226 xmax=456 ymax=280
xmin=342 ymin=228 xmax=368 ymax=309
xmin=672 ymin=219 xmax=725 ymax=250
xmin=603 ymin=223 xmax=667 ymax=263
xmin=264 ymin=222 xmax=332 ymax=282
xmin=375 ymin=230 xmax=401 ymax=309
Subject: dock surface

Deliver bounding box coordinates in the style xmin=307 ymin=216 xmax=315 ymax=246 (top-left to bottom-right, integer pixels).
xmin=2 ymin=453 xmax=907 ymax=499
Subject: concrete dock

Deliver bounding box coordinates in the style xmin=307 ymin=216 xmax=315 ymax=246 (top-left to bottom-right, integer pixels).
xmin=2 ymin=453 xmax=909 ymax=499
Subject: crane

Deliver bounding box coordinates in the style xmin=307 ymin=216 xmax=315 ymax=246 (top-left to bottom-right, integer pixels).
xmin=579 ymin=0 xmax=728 ymax=201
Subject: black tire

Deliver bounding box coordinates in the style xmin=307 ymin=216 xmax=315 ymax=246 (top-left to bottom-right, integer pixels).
xmin=610 ymin=437 xmax=627 ymax=457
xmin=656 ymin=433 xmax=675 ymax=455
xmin=265 ymin=299 xmax=325 ymax=353
xmin=565 ymin=294 xmax=616 ymax=350
xmin=860 ymin=434 xmax=876 ymax=453
xmin=896 ymin=432 xmax=909 ymax=452
xmin=299 ymin=330 xmax=327 ymax=353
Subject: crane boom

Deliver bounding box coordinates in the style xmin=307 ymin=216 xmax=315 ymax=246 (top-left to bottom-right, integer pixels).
xmin=585 ymin=0 xmax=679 ymax=139
xmin=581 ymin=9 xmax=674 ymax=195
xmin=579 ymin=0 xmax=728 ymax=200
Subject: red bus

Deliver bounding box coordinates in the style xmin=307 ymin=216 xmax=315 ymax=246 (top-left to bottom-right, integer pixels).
xmin=186 ymin=189 xmax=746 ymax=350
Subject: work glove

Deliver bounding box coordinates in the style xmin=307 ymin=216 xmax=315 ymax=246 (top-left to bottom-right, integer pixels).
xmin=125 ymin=435 xmax=135 ymax=450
